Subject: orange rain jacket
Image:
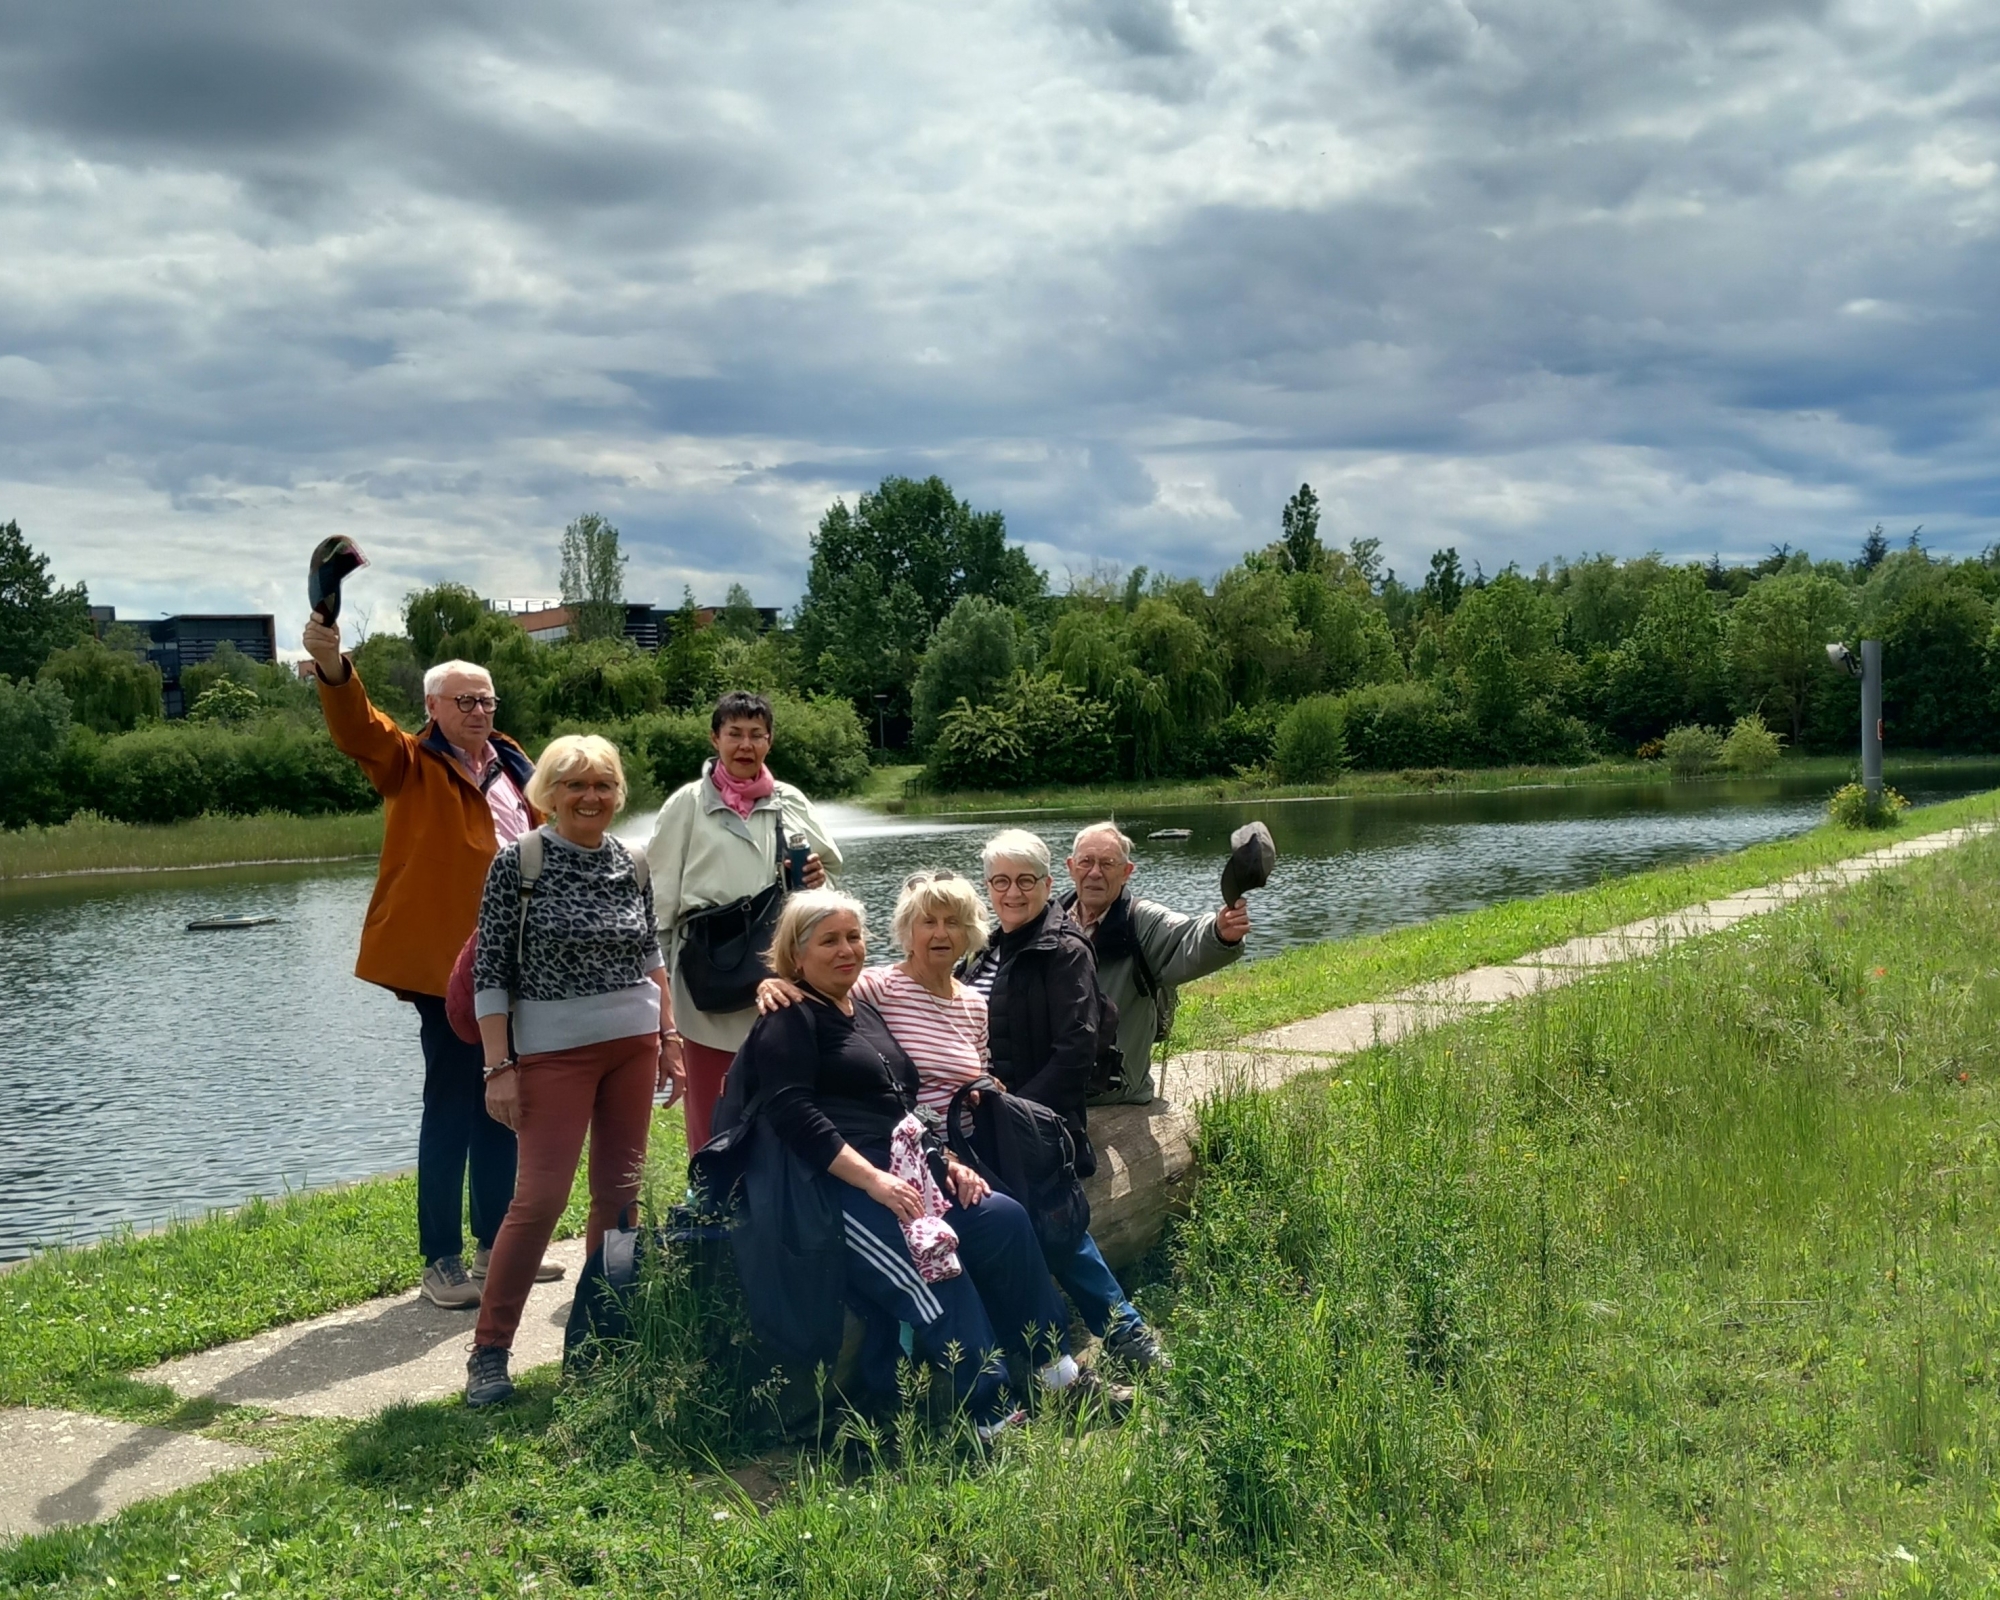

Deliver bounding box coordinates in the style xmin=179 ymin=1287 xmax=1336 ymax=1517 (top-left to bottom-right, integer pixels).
xmin=318 ymin=664 xmax=541 ymax=999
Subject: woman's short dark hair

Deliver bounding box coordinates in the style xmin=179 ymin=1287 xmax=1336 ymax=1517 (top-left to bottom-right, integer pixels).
xmin=711 ymin=690 xmax=774 ymax=734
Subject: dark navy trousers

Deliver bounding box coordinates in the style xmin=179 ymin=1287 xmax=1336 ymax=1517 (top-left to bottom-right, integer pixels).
xmin=413 ymin=994 xmax=518 ymax=1263
xmin=839 ymin=1168 xmax=1067 ymax=1424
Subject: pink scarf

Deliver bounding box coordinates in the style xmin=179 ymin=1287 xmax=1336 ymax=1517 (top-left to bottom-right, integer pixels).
xmin=710 ymin=759 xmax=776 ymax=819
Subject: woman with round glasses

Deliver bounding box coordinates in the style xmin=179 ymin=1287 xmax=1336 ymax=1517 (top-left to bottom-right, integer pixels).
xmin=959 ymin=829 xmax=1169 ymax=1374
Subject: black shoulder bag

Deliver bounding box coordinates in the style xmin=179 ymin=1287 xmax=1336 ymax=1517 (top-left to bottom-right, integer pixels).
xmin=677 ymin=812 xmax=791 ymax=1014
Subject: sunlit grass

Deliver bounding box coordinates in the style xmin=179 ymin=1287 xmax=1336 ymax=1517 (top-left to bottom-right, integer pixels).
xmin=11 ymin=826 xmax=2000 ymax=1594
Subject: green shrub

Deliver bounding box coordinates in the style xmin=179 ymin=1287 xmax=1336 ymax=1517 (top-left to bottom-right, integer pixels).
xmin=1183 ymin=703 xmax=1280 ymax=776
xmin=186 ymin=680 xmax=264 ymax=724
xmin=82 ymin=721 xmax=378 ymax=823
xmin=1718 ymin=711 xmax=1783 ymax=774
xmin=1336 ymin=680 xmax=1470 ymax=770
xmin=1828 ymin=781 xmax=1910 ymax=829
xmin=0 ymin=676 xmax=75 ymax=827
xmin=927 ymin=673 xmax=1117 ymax=789
xmin=1661 ymin=722 xmax=1723 ymax=778
xmin=1274 ymin=694 xmax=1348 ymax=783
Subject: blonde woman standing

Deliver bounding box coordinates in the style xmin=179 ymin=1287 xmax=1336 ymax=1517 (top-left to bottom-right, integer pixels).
xmin=465 ymin=735 xmax=682 ymax=1407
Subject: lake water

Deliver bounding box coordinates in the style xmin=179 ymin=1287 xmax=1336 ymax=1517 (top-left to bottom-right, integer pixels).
xmin=4 ymin=768 xmax=1993 ymax=1262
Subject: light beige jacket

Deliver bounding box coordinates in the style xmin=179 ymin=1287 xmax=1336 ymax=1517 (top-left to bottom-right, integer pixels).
xmin=644 ymin=761 xmax=843 ymax=1051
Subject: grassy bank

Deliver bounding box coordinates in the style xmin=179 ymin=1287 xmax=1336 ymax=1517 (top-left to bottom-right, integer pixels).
xmin=0 ymin=810 xmax=385 ymax=880
xmin=9 ymin=816 xmax=2000 ymax=1594
xmin=876 ymin=751 xmax=1997 ymax=816
xmin=0 ymin=1116 xmax=686 ymax=1414
xmin=1168 ymin=784 xmax=2000 ymax=1051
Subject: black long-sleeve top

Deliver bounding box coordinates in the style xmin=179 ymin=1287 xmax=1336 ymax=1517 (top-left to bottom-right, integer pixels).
xmin=732 ymin=991 xmax=921 ymax=1171
xmin=959 ymin=898 xmax=1107 ymax=1132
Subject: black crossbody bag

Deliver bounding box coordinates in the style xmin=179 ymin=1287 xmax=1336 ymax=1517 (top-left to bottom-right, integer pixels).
xmin=677 ymin=813 xmax=790 ymax=1013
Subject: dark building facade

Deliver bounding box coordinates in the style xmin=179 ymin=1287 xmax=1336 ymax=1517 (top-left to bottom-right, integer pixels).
xmin=93 ymin=609 xmax=278 ymax=717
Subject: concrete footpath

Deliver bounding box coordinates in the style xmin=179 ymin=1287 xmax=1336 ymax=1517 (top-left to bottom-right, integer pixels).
xmin=3 ymin=819 xmax=1990 ymax=1541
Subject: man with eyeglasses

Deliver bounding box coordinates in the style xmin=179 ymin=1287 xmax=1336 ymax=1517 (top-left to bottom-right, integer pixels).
xmin=1061 ymin=822 xmax=1249 ymax=1106
xmin=305 ymin=617 xmax=561 ymax=1310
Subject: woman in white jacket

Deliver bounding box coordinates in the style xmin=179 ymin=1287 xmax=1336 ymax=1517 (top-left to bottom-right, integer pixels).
xmin=645 ymin=691 xmax=843 ymax=1149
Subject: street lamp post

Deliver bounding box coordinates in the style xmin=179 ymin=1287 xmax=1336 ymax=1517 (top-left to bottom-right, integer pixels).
xmin=1825 ymin=640 xmax=1884 ymax=804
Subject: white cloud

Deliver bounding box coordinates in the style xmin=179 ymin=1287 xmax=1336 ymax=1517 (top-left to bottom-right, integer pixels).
xmin=0 ymin=0 xmax=1997 ymax=633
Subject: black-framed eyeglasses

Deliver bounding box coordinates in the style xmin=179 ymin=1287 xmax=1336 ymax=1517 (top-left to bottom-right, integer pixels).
xmin=986 ymin=873 xmax=1046 ymax=893
xmin=450 ymin=694 xmax=500 ymax=713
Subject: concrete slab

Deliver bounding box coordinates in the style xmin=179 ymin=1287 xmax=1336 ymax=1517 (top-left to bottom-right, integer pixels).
xmin=0 ymin=1408 xmax=265 ymax=1537
xmin=1406 ymin=964 xmax=1579 ymax=1007
xmin=141 ymin=1237 xmax=588 ymax=1419
xmin=1245 ymin=1001 xmax=1427 ymax=1056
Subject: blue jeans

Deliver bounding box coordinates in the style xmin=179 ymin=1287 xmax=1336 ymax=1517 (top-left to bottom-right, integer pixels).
xmin=413 ymin=994 xmax=517 ymax=1263
xmin=1045 ymin=1231 xmax=1143 ymax=1340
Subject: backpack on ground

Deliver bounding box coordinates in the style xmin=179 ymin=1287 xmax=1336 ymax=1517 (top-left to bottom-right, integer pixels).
xmin=945 ymin=1075 xmax=1091 ymax=1257
xmin=561 ymin=1205 xmax=731 ymax=1371
xmin=445 ymin=832 xmax=650 ymax=1045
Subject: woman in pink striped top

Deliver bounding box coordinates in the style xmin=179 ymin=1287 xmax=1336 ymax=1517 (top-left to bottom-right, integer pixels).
xmin=762 ymin=870 xmax=995 ymax=1113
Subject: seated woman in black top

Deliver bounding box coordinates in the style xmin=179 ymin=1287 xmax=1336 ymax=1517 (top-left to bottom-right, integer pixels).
xmin=731 ymin=888 xmax=1066 ymax=1436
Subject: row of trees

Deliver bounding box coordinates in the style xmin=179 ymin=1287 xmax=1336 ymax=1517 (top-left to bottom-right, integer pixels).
xmin=6 ymin=487 xmax=2000 ymax=824
xmin=786 ymin=483 xmax=2000 ymax=788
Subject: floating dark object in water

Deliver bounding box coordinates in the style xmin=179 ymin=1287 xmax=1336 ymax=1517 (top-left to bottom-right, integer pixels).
xmin=185 ymin=914 xmax=279 ymax=931
xmin=308 ymin=534 xmax=369 ymax=625
xmin=1220 ymin=821 xmax=1276 ymax=906
xmin=1147 ymin=828 xmax=1193 ymax=841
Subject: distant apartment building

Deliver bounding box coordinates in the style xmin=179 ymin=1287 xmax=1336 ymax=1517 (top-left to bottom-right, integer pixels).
xmin=90 ymin=608 xmax=277 ymax=718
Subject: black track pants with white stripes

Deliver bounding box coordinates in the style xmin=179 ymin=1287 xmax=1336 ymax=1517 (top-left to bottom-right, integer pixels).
xmin=837 ymin=1181 xmax=1013 ymax=1426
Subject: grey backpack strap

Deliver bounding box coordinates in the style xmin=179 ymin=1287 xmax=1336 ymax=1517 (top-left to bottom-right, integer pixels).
xmin=515 ymin=829 xmax=545 ymax=975
xmin=621 ymin=835 xmax=651 ymax=894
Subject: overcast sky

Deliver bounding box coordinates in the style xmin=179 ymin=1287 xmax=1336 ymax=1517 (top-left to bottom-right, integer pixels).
xmin=2 ymin=0 xmax=1996 ymax=644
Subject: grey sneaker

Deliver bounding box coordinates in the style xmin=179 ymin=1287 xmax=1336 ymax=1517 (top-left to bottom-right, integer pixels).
xmin=1063 ymin=1363 xmax=1136 ymax=1416
xmin=465 ymin=1344 xmax=513 ymax=1408
xmin=420 ymin=1255 xmax=481 ymax=1310
xmin=468 ymin=1247 xmax=565 ymax=1284
xmin=1103 ymin=1320 xmax=1169 ymax=1373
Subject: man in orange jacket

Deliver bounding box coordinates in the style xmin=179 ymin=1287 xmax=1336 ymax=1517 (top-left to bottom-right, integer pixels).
xmin=304 ymin=615 xmax=561 ymax=1309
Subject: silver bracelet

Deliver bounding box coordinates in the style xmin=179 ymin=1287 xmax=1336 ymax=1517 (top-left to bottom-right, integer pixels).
xmin=483 ymin=1058 xmax=518 ymax=1081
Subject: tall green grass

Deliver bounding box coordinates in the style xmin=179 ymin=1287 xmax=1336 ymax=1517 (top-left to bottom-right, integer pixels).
xmin=15 ymin=837 xmax=1995 ymax=1594
xmin=0 ymin=809 xmax=385 ymax=879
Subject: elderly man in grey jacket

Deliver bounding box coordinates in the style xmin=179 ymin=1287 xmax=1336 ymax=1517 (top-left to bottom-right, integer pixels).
xmin=1060 ymin=822 xmax=1250 ymax=1106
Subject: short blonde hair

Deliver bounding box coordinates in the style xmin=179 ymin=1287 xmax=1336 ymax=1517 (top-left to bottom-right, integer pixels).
xmin=980 ymin=827 xmax=1051 ymax=879
xmin=770 ymin=888 xmax=867 ymax=982
xmin=891 ymin=870 xmax=990 ymax=958
xmin=525 ymin=734 xmax=627 ymax=815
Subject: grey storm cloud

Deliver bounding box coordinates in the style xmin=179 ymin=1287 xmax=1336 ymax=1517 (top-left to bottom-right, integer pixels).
xmin=1 ymin=0 xmax=1997 ymax=640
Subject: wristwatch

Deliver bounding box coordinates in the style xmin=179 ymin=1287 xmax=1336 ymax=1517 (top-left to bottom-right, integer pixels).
xmin=483 ymin=1057 xmax=518 ymax=1081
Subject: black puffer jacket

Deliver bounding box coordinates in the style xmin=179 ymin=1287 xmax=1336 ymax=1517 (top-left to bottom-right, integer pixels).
xmin=960 ymin=900 xmax=1117 ymax=1165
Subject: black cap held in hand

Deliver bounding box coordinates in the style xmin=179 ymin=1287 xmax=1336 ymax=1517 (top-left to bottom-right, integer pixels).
xmin=308 ymin=535 xmax=369 ymax=625
xmin=1221 ymin=820 xmax=1275 ymax=905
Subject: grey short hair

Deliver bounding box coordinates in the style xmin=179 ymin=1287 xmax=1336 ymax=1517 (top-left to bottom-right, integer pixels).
xmin=1070 ymin=822 xmax=1134 ymax=862
xmin=769 ymin=888 xmax=867 ymax=982
xmin=980 ymin=828 xmax=1051 ymax=878
xmin=891 ymin=870 xmax=990 ymax=958
xmin=423 ymin=659 xmax=495 ymax=698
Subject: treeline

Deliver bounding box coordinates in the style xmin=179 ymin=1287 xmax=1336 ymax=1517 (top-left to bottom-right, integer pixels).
xmin=6 ymin=483 xmax=1999 ymax=826
xmin=0 ymin=519 xmax=873 ymax=827
xmin=789 ymin=481 xmax=2000 ymax=789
